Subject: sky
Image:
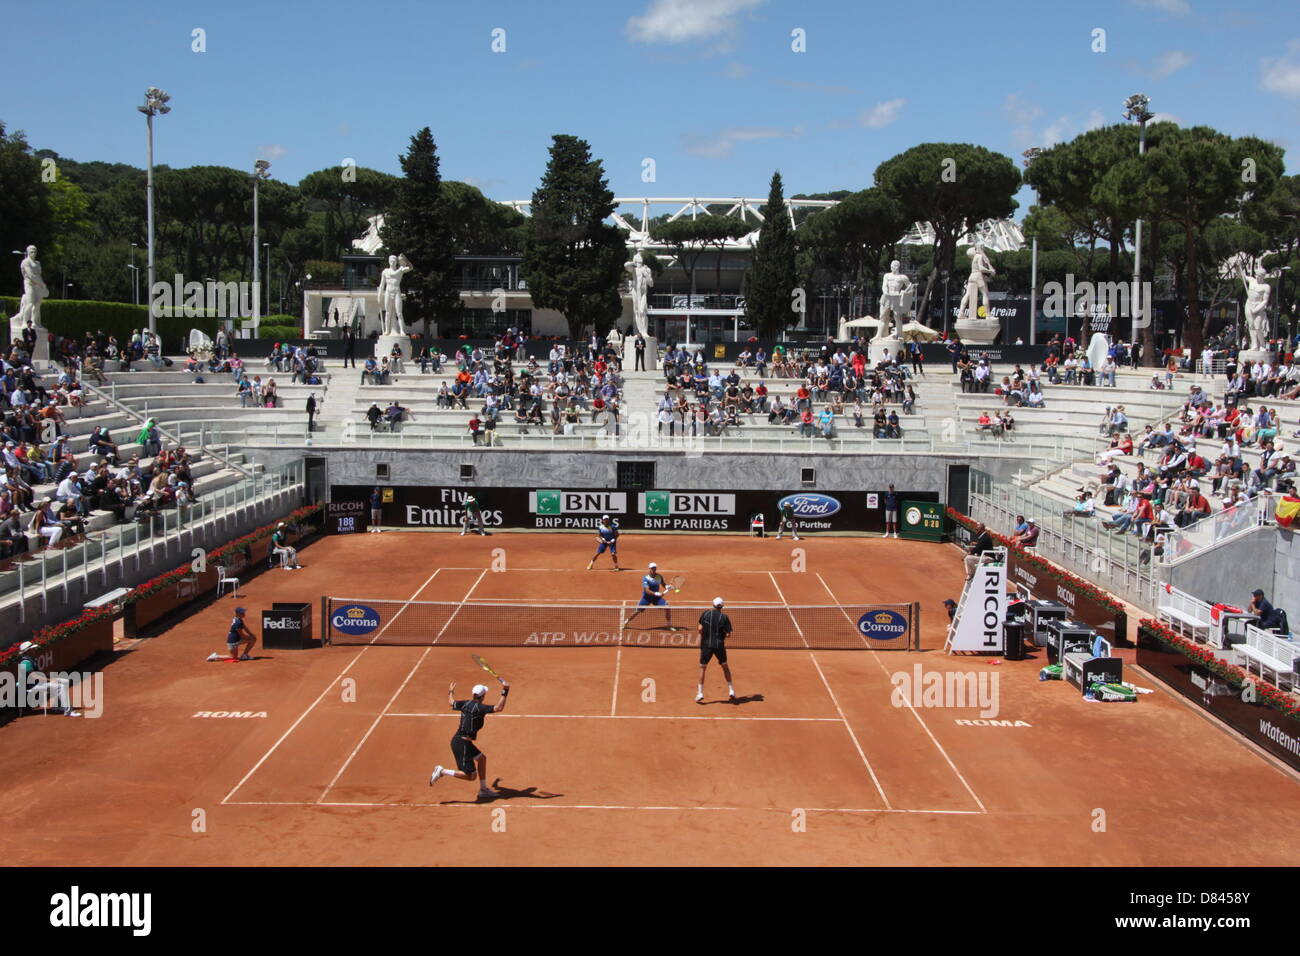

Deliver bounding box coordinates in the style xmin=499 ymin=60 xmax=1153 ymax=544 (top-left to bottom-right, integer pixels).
xmin=6 ymin=0 xmax=1300 ymax=220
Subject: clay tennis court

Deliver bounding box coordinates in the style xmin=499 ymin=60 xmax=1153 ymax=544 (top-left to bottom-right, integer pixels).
xmin=4 ymin=531 xmax=1299 ymax=866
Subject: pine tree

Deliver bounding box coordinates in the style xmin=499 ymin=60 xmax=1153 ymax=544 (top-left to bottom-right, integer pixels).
xmin=745 ymin=171 xmax=799 ymax=338
xmin=521 ymin=135 xmax=626 ymax=338
xmin=379 ymin=128 xmax=459 ymax=330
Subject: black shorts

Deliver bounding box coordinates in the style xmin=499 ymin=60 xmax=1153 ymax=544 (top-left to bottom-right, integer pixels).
xmin=451 ymin=736 xmax=482 ymax=773
xmin=699 ymin=644 xmax=728 ymax=665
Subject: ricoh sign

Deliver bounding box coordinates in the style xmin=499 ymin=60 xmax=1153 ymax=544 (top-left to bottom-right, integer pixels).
xmin=331 ymin=486 xmax=939 ymax=534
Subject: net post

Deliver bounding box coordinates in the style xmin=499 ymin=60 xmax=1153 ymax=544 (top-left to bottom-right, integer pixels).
xmin=320 ymin=595 xmax=330 ymax=645
xmin=912 ymin=601 xmax=921 ymax=650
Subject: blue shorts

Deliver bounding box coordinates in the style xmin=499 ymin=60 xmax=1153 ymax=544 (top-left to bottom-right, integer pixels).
xmin=638 ymin=595 xmax=666 ymax=607
xmin=596 ymin=541 xmax=617 ymax=554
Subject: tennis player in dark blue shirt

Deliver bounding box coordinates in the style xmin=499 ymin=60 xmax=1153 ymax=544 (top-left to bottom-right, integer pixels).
xmin=430 ymin=679 xmax=510 ymax=798
xmin=587 ymin=515 xmax=621 ymax=571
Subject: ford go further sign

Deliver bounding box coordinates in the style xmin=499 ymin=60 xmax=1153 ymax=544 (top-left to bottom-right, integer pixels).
xmin=857 ymin=609 xmax=908 ymax=640
xmin=777 ymin=494 xmax=842 ymax=518
xmin=332 ymin=604 xmax=381 ymax=636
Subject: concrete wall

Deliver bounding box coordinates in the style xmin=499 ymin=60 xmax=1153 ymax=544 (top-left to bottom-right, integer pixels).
xmin=1273 ymin=527 xmax=1300 ymax=618
xmin=1165 ymin=525 xmax=1277 ymax=609
xmin=250 ymin=447 xmax=1023 ymax=495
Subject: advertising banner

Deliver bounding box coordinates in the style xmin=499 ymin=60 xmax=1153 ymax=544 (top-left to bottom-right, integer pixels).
xmin=331 ymin=485 xmax=939 ymax=534
xmin=950 ymin=561 xmax=1006 ymax=652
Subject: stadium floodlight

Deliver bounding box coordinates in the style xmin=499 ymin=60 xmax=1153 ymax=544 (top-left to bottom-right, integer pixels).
xmin=139 ymin=87 xmax=171 ymax=335
xmin=1123 ymin=93 xmax=1152 ymax=343
xmin=1022 ymin=147 xmax=1043 ymax=344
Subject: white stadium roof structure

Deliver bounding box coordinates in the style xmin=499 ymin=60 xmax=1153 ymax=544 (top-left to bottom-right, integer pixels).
xmin=353 ymin=198 xmax=1025 ymax=255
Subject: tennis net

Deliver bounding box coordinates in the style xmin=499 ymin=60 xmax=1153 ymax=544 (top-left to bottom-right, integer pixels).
xmin=321 ymin=597 xmax=919 ymax=650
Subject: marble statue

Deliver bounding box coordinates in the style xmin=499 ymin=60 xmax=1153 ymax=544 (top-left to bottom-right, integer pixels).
xmin=1238 ymin=262 xmax=1272 ymax=352
xmin=876 ymin=260 xmax=915 ymax=340
xmin=10 ymin=245 xmax=48 ymax=330
xmin=376 ymin=253 xmax=413 ymax=336
xmin=625 ymin=250 xmax=653 ymax=339
xmin=956 ymin=243 xmax=995 ymax=321
xmin=606 ymin=326 xmax=624 ymax=354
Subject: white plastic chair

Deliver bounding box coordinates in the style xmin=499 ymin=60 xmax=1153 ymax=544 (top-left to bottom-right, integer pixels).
xmin=217 ymin=564 xmax=240 ymax=597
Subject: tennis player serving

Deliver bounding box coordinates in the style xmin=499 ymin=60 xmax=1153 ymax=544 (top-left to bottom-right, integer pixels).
xmin=587 ymin=514 xmax=621 ymax=571
xmin=696 ymin=596 xmax=736 ymax=703
xmin=622 ymin=561 xmax=680 ymax=631
xmin=429 ymin=678 xmax=510 ymax=798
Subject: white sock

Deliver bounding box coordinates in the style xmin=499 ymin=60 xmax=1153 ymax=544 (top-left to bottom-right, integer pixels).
xmin=728 ymin=684 xmax=735 ymax=695
xmin=696 ymin=684 xmax=703 ymax=694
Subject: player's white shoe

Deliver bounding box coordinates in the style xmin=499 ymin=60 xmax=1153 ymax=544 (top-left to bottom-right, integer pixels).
xmin=459 ymin=529 xmax=466 ymax=536
xmin=793 ymin=535 xmax=801 ymax=540
xmin=429 ymin=765 xmax=444 ymax=787
xmin=695 ymin=691 xmax=704 ymax=703
xmin=206 ymin=652 xmax=221 ymax=662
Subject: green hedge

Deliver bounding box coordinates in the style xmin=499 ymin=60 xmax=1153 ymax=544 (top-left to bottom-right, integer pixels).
xmin=0 ymin=297 xmax=221 ymax=353
xmin=258 ymin=324 xmax=304 ymax=340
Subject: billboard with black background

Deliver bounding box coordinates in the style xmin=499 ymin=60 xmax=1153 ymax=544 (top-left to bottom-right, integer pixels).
xmin=330 ymin=485 xmax=939 ymax=534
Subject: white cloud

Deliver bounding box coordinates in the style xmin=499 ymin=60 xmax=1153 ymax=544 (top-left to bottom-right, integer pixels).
xmin=257 ymin=144 xmax=288 ymax=161
xmin=680 ymin=124 xmax=799 ymax=158
xmin=627 ymin=0 xmax=767 ymax=44
xmin=723 ymin=61 xmax=750 ymax=80
xmin=859 ymin=98 xmax=906 ymax=129
xmin=1262 ymin=48 xmax=1300 ymax=97
xmin=1130 ymin=0 xmax=1191 ymax=14
xmin=1151 ymin=112 xmax=1182 ymax=125
xmin=1040 ymin=117 xmax=1073 ymax=146
xmin=1084 ymin=109 xmax=1107 ymax=130
xmin=1150 ymin=49 xmax=1192 ymax=80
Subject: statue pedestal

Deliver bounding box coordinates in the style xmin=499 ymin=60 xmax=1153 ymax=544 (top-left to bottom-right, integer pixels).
xmin=375 ymin=333 xmax=413 ymax=364
xmin=868 ymin=336 xmax=903 ymax=365
xmin=1238 ymin=349 xmax=1272 ymax=366
xmin=952 ymin=319 xmax=998 ymax=346
xmin=624 ymin=334 xmax=657 ymax=372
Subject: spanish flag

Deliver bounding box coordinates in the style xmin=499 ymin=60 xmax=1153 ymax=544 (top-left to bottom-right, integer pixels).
xmin=1276 ymin=495 xmax=1300 ymax=529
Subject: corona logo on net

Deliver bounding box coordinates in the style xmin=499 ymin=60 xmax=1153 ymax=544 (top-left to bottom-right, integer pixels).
xmin=332 ymin=604 xmax=381 ymax=636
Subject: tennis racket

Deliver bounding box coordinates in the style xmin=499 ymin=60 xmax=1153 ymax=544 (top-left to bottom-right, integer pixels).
xmin=472 ymin=653 xmax=506 ymax=686
xmin=667 ymin=574 xmax=686 ymax=594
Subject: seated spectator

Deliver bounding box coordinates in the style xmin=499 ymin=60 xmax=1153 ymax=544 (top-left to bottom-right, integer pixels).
xmin=1175 ymin=484 xmax=1211 ymax=527
xmin=1063 ymin=490 xmax=1096 ymax=519
xmin=28 ymin=496 xmax=63 ymax=549
xmin=1249 ymin=588 xmax=1289 ymax=636
xmin=385 ymin=401 xmax=409 ymax=427
xmin=468 ymin=414 xmax=484 ymax=445
xmin=1098 ymin=433 xmax=1134 ymax=463
xmin=366 ymin=403 xmax=384 ymax=431
xmin=362 ymin=357 xmax=379 ymax=385
xmin=818 ymin=407 xmax=835 ymax=440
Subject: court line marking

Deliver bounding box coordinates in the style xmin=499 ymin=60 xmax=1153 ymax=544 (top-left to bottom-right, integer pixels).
xmin=385 ymin=713 xmax=842 ymax=721
xmin=815 ymin=572 xmax=988 ymax=814
xmin=768 ymin=571 xmax=891 ymax=810
xmin=319 ymin=569 xmax=490 ymax=804
xmin=221 ymin=568 xmax=444 ymax=806
xmin=318 ymin=646 xmax=433 ymax=804
xmin=432 ymin=569 xmax=489 ymax=643
xmin=222 ymin=799 xmax=983 ymax=815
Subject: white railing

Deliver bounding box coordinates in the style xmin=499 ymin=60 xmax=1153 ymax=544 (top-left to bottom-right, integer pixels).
xmin=0 ymin=458 xmax=305 ymax=616
xmin=1163 ymin=494 xmax=1274 ymax=564
xmin=969 ymin=469 xmax=1158 ymax=610
xmin=155 ymin=415 xmax=1095 ymax=461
